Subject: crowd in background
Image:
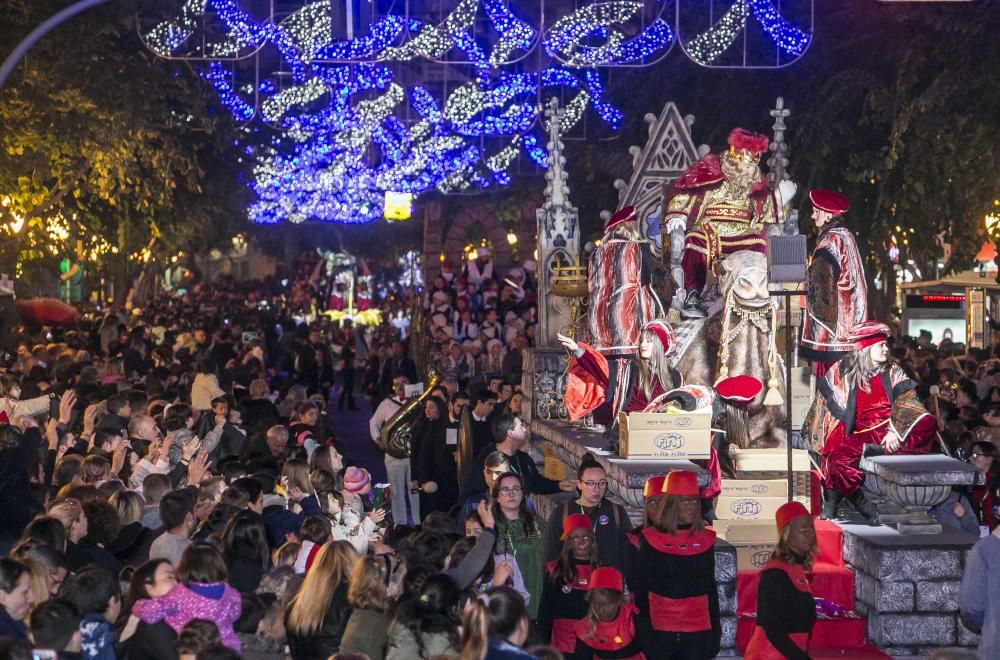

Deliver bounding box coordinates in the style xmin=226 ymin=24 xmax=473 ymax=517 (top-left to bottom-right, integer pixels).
xmin=2 ymin=243 xmax=1000 ymax=660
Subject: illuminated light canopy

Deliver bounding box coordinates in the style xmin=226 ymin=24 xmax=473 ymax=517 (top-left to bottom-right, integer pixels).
xmin=143 ymin=1 xmax=807 ymax=224
xmin=680 ymin=0 xmax=812 ymax=67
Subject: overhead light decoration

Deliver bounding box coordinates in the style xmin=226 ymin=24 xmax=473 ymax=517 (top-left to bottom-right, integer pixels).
xmin=142 ymin=1 xmax=806 ymax=224
xmin=679 ymin=0 xmax=812 ymax=67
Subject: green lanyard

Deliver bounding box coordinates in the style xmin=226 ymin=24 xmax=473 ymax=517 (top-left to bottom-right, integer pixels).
xmin=579 ymin=503 xmax=599 ymax=534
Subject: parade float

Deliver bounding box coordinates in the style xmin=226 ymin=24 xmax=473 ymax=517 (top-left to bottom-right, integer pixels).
xmin=526 ymin=100 xmax=985 ymax=657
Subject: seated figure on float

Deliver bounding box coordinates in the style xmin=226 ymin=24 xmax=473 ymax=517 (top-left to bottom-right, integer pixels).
xmin=558 ymin=321 xmax=722 ymax=514
xmin=661 ymin=128 xmax=796 ymax=317
xmin=807 ymin=321 xmax=939 ymax=524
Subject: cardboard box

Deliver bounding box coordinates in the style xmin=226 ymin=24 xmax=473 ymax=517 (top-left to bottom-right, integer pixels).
xmin=732 ymin=448 xmax=811 ymax=472
xmin=733 ymin=542 xmax=778 ymax=572
xmin=720 ymin=479 xmax=788 ymax=499
xmin=716 ymin=495 xmax=786 ymax=520
xmin=618 ymin=410 xmax=712 ymax=460
xmin=716 ymin=520 xmax=778 ymax=543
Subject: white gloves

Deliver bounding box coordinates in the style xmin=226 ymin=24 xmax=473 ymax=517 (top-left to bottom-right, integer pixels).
xmin=777 ymin=179 xmax=797 ymax=206
xmin=665 ymin=216 xmax=687 ymax=234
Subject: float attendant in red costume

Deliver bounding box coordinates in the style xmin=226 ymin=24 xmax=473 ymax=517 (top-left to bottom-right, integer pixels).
xmin=662 ymin=128 xmax=795 ymax=317
xmin=559 ymin=319 xmax=680 ymax=427
xmin=815 ymin=321 xmax=938 ymax=522
xmin=799 ymin=189 xmax=868 ymax=379
xmin=571 ymin=567 xmax=645 ymax=660
xmin=537 ymin=513 xmax=600 ymax=653
xmin=630 ymin=471 xmax=720 ymax=660
xmin=745 ymin=502 xmax=817 ymax=660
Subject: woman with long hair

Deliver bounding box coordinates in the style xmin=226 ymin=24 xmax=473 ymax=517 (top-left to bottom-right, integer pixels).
xmin=220 ymin=510 xmax=271 ymax=593
xmin=459 ymin=586 xmax=534 ymax=660
xmin=624 ymin=476 xmax=665 ymax=581
xmin=281 ymin=459 xmax=315 ymax=512
xmin=572 ymin=567 xmax=646 ymax=660
xmin=410 ymin=396 xmax=458 ymax=515
xmin=47 ymin=498 xmax=88 ymax=547
xmin=117 ymin=559 xmax=178 ymax=655
xmin=387 ymin=573 xmax=462 ymax=659
xmin=815 ymin=321 xmax=937 ymax=523
xmin=491 ymin=472 xmax=545 ymax=619
xmin=339 ymin=554 xmax=403 ymax=660
xmin=559 ymin=320 xmax=680 ymax=423
xmin=537 ymin=513 xmax=599 ymax=653
xmin=285 ymin=540 xmax=359 ymax=659
xmin=308 ymin=445 xmax=345 ymax=482
xmin=629 ymin=470 xmax=719 ymax=660
xmin=131 ymin=543 xmax=242 ymax=652
xmin=744 ymin=502 xmax=817 ymax=660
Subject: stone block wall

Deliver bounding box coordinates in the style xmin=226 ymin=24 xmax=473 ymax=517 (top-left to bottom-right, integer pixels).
xmin=842 ymin=529 xmax=980 ymax=655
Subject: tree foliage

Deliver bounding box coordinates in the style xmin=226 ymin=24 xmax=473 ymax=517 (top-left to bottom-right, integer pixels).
xmin=0 ymin=0 xmax=249 ymax=295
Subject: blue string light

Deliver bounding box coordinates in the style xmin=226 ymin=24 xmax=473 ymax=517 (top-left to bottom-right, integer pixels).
xmin=145 ymin=0 xmax=688 ymax=224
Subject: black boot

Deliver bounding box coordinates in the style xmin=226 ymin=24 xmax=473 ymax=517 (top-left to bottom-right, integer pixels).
xmin=863 ymin=443 xmax=886 ymax=458
xmin=847 ymin=491 xmax=880 ymax=526
xmin=820 ymin=488 xmax=843 ymax=520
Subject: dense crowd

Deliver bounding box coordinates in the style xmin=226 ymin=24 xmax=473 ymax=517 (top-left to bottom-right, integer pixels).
xmin=3 ymin=242 xmax=1000 ymax=660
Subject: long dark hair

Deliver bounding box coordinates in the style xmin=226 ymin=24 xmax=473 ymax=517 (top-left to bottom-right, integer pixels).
xmin=391 ymin=573 xmax=462 ymax=659
xmin=490 ymin=472 xmax=537 ymax=536
xmin=221 ymin=510 xmax=270 ymax=572
xmin=119 ymin=559 xmax=172 ymax=625
xmin=654 ymin=494 xmax=706 ymax=536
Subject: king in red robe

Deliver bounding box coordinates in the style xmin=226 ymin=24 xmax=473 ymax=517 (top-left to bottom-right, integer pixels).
xmin=662 ymin=128 xmax=791 ymax=317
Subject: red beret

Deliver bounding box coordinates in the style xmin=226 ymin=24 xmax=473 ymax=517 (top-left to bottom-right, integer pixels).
xmin=847 ymin=320 xmax=891 ymax=350
xmin=588 ymin=566 xmax=624 ymax=593
xmin=604 ymin=205 xmax=636 ymax=233
xmin=715 ymin=374 xmax=763 ymax=405
xmin=561 ymin=513 xmax=593 ymax=540
xmin=809 ymin=189 xmax=850 ymax=216
xmin=663 ymin=470 xmax=699 ymax=497
xmin=643 ymin=475 xmax=666 ymax=499
xmin=776 ymin=501 xmax=810 ymax=532
xmin=727 ymin=128 xmax=770 ymax=156
xmin=642 ymin=320 xmax=675 ymax=356
xmin=442 ymin=259 xmax=454 ymax=269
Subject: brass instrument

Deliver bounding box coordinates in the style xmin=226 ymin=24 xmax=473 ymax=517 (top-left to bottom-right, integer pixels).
xmin=379 ymin=367 xmax=441 ymax=458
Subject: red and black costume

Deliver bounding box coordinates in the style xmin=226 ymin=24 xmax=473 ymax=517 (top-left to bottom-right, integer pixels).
xmin=800 ymin=190 xmax=867 ymax=378
xmin=537 ymin=561 xmax=595 ymax=653
xmin=745 ymin=559 xmax=815 ymax=660
xmin=564 ymin=320 xmax=680 ymax=428
xmin=570 ymin=600 xmax=645 ymax=660
xmin=745 ymin=501 xmax=816 ymax=659
xmin=630 ymin=525 xmax=720 ymax=659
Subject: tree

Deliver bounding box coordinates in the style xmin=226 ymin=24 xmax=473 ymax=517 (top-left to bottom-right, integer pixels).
xmin=0 ymin=0 xmax=250 ymax=299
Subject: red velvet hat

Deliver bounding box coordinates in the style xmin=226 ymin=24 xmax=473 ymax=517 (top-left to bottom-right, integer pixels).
xmin=642 ymin=319 xmax=675 ymax=356
xmin=663 ymin=470 xmax=699 ymax=497
xmin=727 ymin=128 xmax=770 ymax=157
xmin=776 ymin=501 xmax=810 ymax=532
xmin=643 ymin=475 xmax=666 ymax=499
xmin=561 ymin=513 xmax=593 ymax=540
xmin=588 ymin=566 xmax=624 ymax=593
xmin=809 ymin=189 xmax=850 ymax=216
xmin=604 ymin=206 xmax=636 ymax=233
xmin=715 ymin=375 xmax=763 ymax=405
xmin=847 ymin=321 xmax=891 ymax=350
xmin=442 ymin=259 xmax=454 ymax=270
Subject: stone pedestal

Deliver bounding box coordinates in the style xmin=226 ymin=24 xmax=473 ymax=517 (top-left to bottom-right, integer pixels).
xmin=841 ymin=523 xmax=980 ymax=655
xmin=862 ymin=454 xmax=984 ymax=534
